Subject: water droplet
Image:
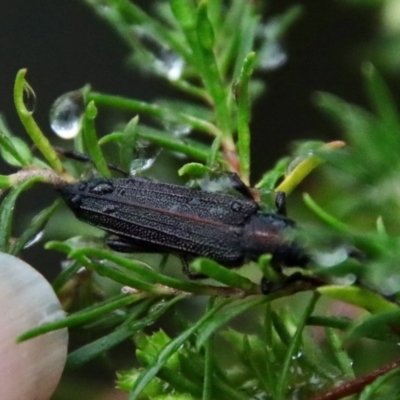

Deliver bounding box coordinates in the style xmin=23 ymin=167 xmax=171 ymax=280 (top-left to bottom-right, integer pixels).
xmin=133 ymin=28 xmax=185 ymax=81
xmin=89 ymin=182 xmax=115 ymax=195
xmin=23 ymin=230 xmax=44 ymax=249
xmin=129 ymin=139 xmax=161 ymax=175
xmin=256 ymin=19 xmax=289 ymax=72
xmin=258 ymin=42 xmax=287 ymax=71
xmin=382 ymin=273 xmax=400 ymax=296
xmin=149 ymin=300 xmax=166 ymax=314
xmin=334 ymin=273 xmax=357 ymax=286
xmin=312 ymin=247 xmax=348 ymax=267
xmin=164 ymin=120 xmax=191 ymax=137
xmin=23 ymin=82 xmax=36 ymax=113
xmin=292 ymin=351 xmax=302 ymax=360
xmin=49 ymin=90 xmax=84 ymax=139
xmin=113 ymin=309 xmax=126 ymax=317
xmin=154 ymin=49 xmax=185 ymax=81
xmin=197 ymin=174 xmax=238 ymax=193
xmin=175 ymin=125 xmax=191 ymax=136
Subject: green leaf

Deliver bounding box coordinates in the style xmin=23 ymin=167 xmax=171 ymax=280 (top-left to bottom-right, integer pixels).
xmin=0 ymin=176 xmax=41 ymax=252
xmin=85 ymin=0 xmax=191 ymax=61
xmin=117 ymin=368 xmax=164 ymax=396
xmin=276 ymin=293 xmax=320 ymax=400
xmin=71 ymin=247 xmax=206 ymax=294
xmin=231 ymin=2 xmax=258 ymax=81
xmin=318 ymin=285 xmax=397 ymax=314
xmin=18 ymin=293 xmax=145 ymax=342
xmin=202 ymin=334 xmax=213 ymax=400
xmin=13 ymin=69 xmax=63 ymax=172
xmin=195 ymin=3 xmax=230 ymax=137
xmin=70 ymin=253 xmax=159 ymax=294
xmin=169 ymin=0 xmax=196 ymax=31
xmin=190 ymin=258 xmax=258 ymax=292
xmin=315 ymin=92 xmax=400 ymax=181
xmin=178 ymin=162 xmax=212 ymax=178
xmin=0 ymin=133 xmax=31 ymax=167
xmin=136 ymin=329 xmax=180 ymax=370
xmin=263 ymin=303 xmax=277 ymax=394
xmin=67 ymin=297 xmax=182 ymax=368
xmin=315 ymin=92 xmax=375 ymax=150
xmin=362 ymin=62 xmax=400 ymax=133
xmin=88 ymin=92 xmax=164 ymax=118
xmin=0 ymin=175 xmax=12 ymax=189
xmin=195 ymin=297 xmax=268 ymax=349
xmin=325 ymin=327 xmax=354 ymax=378
xmin=52 ymin=260 xmax=82 ymax=293
xmin=255 ymin=157 xmax=289 ymax=190
xmin=88 ymin=92 xmax=220 ymax=136
xmin=307 ymin=315 xmax=352 ymax=331
xmin=276 ymin=141 xmax=345 ymax=194
xmin=136 ymin=125 xmax=211 ymax=162
xmin=244 ymin=334 xmax=273 ymax=393
xmin=303 ymin=193 xmax=351 ymax=233
xmin=119 ymin=116 xmax=140 ymax=172
xmin=206 ymin=0 xmax=222 ymax=31
xmin=99 ymin=116 xmax=139 ymax=173
xmin=196 ymin=2 xmax=215 ymax=51
xmin=235 ymin=52 xmax=255 ymax=183
xmin=360 ymin=366 xmax=400 ymax=400
xmin=344 ymin=309 xmax=400 ymax=343
xmin=9 ymin=199 xmax=62 ymax=256
xmin=128 ymin=300 xmax=227 ymax=399
xmin=82 ymin=101 xmax=111 ymax=177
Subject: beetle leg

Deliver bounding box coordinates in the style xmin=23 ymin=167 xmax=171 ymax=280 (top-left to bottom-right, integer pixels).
xmin=180 ymin=255 xmax=209 ymax=279
xmin=106 ymin=236 xmax=167 ymax=253
xmin=107 ymin=237 xmax=210 ymax=279
xmin=261 ymin=272 xmax=324 ymax=294
xmin=53 ymin=146 xmax=128 ymax=176
xmin=275 ymin=191 xmax=287 ymax=216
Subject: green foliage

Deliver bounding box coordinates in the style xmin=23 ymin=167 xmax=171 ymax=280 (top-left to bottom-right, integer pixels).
xmin=2 ymin=1 xmax=400 ymax=399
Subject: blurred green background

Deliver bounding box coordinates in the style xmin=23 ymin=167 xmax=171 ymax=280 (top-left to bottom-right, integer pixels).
xmin=2 ymin=0 xmax=400 ymax=398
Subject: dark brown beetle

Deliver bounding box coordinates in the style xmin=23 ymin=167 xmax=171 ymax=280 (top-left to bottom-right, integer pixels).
xmin=58 ymin=174 xmax=309 ymax=285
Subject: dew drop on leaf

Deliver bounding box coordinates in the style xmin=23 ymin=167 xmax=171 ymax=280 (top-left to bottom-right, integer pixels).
xmin=22 ymin=81 xmax=36 ymax=113
xmin=154 ymin=49 xmax=185 ymax=81
xmin=257 ymin=20 xmax=288 ymax=71
xmin=258 ymin=42 xmax=288 ymax=71
xmin=164 ymin=120 xmax=191 ymax=137
xmin=23 ymin=230 xmax=44 ymax=249
xmin=149 ymin=300 xmax=166 ymax=314
xmin=129 ymin=139 xmax=161 ymax=175
xmin=49 ymin=90 xmax=84 ymax=139
xmin=134 ymin=28 xmax=185 ymax=81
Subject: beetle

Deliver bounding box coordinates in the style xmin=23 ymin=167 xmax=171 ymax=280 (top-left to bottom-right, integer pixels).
xmin=58 ymin=174 xmax=309 ymax=285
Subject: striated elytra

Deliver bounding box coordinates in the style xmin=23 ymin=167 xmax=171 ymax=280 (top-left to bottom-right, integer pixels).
xmin=58 ymin=176 xmax=309 ymax=273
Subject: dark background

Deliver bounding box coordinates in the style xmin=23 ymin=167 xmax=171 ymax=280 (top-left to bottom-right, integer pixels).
xmin=1 ymin=1 xmax=399 ymax=397
xmin=0 ymin=1 xmax=389 ymax=176
xmin=0 ymin=0 xmax=392 ymax=277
